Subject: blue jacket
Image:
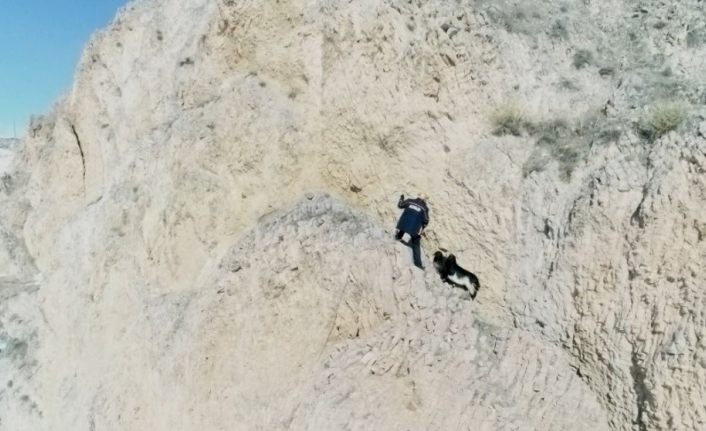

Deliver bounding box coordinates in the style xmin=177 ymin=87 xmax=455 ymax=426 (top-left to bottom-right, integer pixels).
xmin=396 ymin=196 xmax=429 ymax=236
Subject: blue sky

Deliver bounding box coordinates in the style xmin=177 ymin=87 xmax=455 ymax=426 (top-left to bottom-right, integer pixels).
xmin=0 ymin=0 xmax=128 ymax=137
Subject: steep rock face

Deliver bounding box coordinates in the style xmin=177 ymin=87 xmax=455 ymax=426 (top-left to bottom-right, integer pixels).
xmin=0 ymin=138 xmax=42 ymax=430
xmin=2 ymin=0 xmax=706 ymax=429
xmin=0 ymin=139 xmax=19 ymax=183
xmin=3 ymin=194 xmax=608 ymax=430
xmin=513 ymin=136 xmax=706 ymax=430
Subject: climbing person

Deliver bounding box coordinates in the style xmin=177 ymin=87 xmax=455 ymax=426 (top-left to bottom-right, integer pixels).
xmin=394 ymin=193 xmax=429 ymax=269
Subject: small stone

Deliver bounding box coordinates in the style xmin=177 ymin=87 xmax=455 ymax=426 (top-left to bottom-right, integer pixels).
xmin=305 ymin=192 xmax=315 ymax=200
xmin=698 ymin=121 xmax=706 ymax=138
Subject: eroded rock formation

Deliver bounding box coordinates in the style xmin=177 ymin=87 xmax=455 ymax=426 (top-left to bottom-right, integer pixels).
xmin=1 ymin=0 xmax=705 ymax=429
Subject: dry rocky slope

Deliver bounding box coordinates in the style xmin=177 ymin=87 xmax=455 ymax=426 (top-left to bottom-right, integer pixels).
xmin=1 ymin=0 xmax=706 ymax=429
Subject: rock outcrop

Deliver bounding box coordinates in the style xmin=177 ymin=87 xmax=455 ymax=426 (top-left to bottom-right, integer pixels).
xmin=1 ymin=0 xmax=706 ymax=429
xmin=4 ymin=194 xmax=610 ymax=430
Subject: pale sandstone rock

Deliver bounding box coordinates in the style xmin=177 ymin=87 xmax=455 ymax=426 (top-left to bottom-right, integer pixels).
xmin=2 ymin=0 xmax=706 ymax=430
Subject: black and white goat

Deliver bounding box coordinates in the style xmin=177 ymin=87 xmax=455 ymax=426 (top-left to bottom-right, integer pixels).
xmin=433 ymin=251 xmax=480 ymax=299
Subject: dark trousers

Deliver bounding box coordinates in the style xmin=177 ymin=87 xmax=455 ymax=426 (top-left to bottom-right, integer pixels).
xmin=410 ymin=235 xmax=423 ymax=268
xmin=396 ymin=208 xmax=425 ymax=268
xmin=396 ymin=231 xmax=424 ymax=269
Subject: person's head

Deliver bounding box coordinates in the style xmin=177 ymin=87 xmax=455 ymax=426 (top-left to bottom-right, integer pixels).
xmin=418 ymin=193 xmax=428 ymax=201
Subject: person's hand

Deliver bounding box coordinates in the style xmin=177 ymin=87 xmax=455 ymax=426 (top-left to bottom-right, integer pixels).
xmin=399 ymin=194 xmax=404 ymax=200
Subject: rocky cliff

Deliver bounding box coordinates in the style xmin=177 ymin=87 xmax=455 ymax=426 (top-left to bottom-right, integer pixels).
xmin=1 ymin=0 xmax=705 ymax=430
